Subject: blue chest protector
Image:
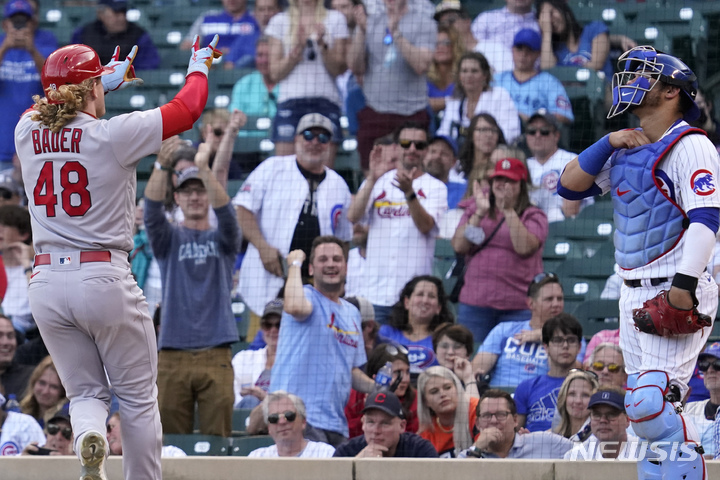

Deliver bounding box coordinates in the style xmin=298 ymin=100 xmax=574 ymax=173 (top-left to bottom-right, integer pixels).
xmin=610 ymin=126 xmax=705 ymax=269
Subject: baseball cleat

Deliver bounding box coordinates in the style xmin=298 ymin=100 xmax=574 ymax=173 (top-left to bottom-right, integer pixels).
xmin=78 ymin=430 xmax=108 ymax=480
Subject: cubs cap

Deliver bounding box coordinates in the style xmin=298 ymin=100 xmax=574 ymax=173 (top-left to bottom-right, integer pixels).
xmin=363 ymin=391 xmax=405 ymax=419
xmin=433 ymin=0 xmax=463 ymax=20
xmin=528 ymin=109 xmax=560 ymax=131
xmin=588 ymin=390 xmax=625 ymax=411
xmin=431 ymin=135 xmax=458 ymax=157
xmin=175 ymin=167 xmax=204 ymax=189
xmin=262 ymin=298 xmax=284 ymax=320
xmin=513 ymin=28 xmax=542 ymax=51
xmin=98 ymin=0 xmax=129 ymax=11
xmin=296 ymin=113 xmax=333 ymax=135
xmin=488 ymin=157 xmax=528 ymax=182
xmin=699 ymin=342 xmax=720 ymax=362
xmin=4 ymin=0 xmax=33 ymax=18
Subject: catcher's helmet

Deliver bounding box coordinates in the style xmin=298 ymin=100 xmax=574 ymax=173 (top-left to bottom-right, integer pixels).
xmin=607 ymin=45 xmax=699 ymax=121
xmin=41 ymin=44 xmax=113 ymax=103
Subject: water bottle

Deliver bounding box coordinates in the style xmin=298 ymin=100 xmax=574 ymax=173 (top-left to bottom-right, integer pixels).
xmin=5 ymin=394 xmax=21 ymax=413
xmin=375 ymin=362 xmax=393 ymax=389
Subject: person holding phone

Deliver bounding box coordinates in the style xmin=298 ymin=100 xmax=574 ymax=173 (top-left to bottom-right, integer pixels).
xmin=0 ymin=0 xmax=58 ymax=165
xmin=22 ymin=410 xmax=74 ymax=456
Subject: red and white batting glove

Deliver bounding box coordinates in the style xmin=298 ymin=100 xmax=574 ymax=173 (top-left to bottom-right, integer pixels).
xmin=102 ymin=45 xmax=144 ymax=93
xmin=187 ymin=34 xmax=222 ymax=77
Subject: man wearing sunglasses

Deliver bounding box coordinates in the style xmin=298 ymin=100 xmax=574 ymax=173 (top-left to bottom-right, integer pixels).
xmin=684 ymin=342 xmax=720 ymax=458
xmin=525 ymin=111 xmax=588 ymax=223
xmin=558 ymin=46 xmax=716 ymax=479
xmin=564 ymin=387 xmax=638 ymax=460
xmin=249 ymin=391 xmax=336 ymax=458
xmin=347 ymin=122 xmax=447 ymax=323
xmin=21 ymin=410 xmax=74 ymax=456
xmin=234 ymin=113 xmax=352 ymax=319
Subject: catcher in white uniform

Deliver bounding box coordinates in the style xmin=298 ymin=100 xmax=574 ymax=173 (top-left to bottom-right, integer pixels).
xmin=558 ymin=46 xmax=720 ymax=480
xmin=15 ymin=37 xmax=221 ymax=480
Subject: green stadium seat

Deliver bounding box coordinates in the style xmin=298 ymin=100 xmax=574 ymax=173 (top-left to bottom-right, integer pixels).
xmin=159 ymin=48 xmax=192 ymax=70
xmin=229 ymin=435 xmax=275 ymax=456
xmin=163 ymin=434 xmax=231 ymax=456
xmin=433 ymin=238 xmax=460 ymax=298
xmin=232 ymin=409 xmax=253 ymax=434
xmin=576 ymin=200 xmax=614 ymax=221
xmin=154 ymin=5 xmax=214 ymax=28
xmin=571 ymin=299 xmax=620 ymax=338
xmin=561 ymin=276 xmax=604 ymax=302
xmin=573 ymin=4 xmax=628 ymax=29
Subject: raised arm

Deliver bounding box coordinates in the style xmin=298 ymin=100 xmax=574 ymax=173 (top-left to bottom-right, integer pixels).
xmin=212 ymin=109 xmax=247 ymax=189
xmin=268 ymin=34 xmax=303 ymax=83
xmin=347 ymin=5 xmax=368 ymax=76
xmin=283 ymin=249 xmax=313 ymax=319
xmin=194 ymin=142 xmax=230 ymax=208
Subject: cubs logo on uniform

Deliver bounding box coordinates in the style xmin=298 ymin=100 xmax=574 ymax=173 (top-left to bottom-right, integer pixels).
xmin=690 ymin=169 xmax=716 ymax=196
xmin=655 ymin=169 xmax=676 ymax=201
xmin=0 ymin=441 xmax=19 ymax=456
xmin=541 ymin=171 xmax=560 ymax=192
xmin=330 ymin=204 xmax=343 ymax=234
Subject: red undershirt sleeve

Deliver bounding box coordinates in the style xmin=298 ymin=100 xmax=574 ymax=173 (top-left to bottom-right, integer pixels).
xmin=159 ymin=72 xmax=208 ymax=140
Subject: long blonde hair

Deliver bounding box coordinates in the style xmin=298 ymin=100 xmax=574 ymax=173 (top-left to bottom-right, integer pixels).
xmin=417 ymin=366 xmax=473 ymax=455
xmin=20 ymin=356 xmax=68 ymax=424
xmin=427 ymin=26 xmax=464 ymax=87
xmin=553 ymin=371 xmax=598 ymax=438
xmin=286 ymin=0 xmax=327 ymax=47
xmin=31 ymin=78 xmax=96 ymax=133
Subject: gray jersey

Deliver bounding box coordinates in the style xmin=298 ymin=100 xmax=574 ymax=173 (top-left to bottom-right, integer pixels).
xmin=15 ymin=109 xmax=162 ymax=253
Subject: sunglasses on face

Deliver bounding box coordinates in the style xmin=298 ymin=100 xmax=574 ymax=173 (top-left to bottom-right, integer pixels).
xmin=591 ymin=361 xmax=624 ymax=374
xmin=302 ymin=130 xmax=330 ymax=144
xmin=267 ymin=410 xmax=297 ymax=424
xmin=261 ymin=321 xmax=281 ymax=330
xmin=526 ymin=128 xmax=553 ymax=137
xmin=398 ymin=139 xmax=428 ymax=150
xmin=47 ymin=423 xmax=73 ymax=440
xmin=698 ymin=359 xmax=720 ymax=372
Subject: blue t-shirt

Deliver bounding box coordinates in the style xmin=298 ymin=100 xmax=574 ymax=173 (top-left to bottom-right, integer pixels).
xmin=378 ymin=325 xmax=438 ymax=374
xmin=270 ymin=286 xmax=366 ymax=436
xmin=0 ymin=30 xmax=57 ymax=163
xmin=514 ymin=374 xmax=566 ymax=432
xmin=554 ymin=21 xmax=613 ymax=81
xmin=428 ymin=81 xmax=455 ymax=99
xmin=447 ymin=181 xmax=466 ymax=209
xmin=200 ymin=11 xmax=260 ymax=60
xmin=493 ymin=71 xmax=574 ymax=122
xmin=477 ymin=320 xmax=586 ymax=387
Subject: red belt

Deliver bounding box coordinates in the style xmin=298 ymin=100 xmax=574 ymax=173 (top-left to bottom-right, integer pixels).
xmin=34 ymin=251 xmax=112 ymax=267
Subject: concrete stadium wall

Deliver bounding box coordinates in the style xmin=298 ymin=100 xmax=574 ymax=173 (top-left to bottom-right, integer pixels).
xmin=3 ymin=457 xmax=720 ymax=480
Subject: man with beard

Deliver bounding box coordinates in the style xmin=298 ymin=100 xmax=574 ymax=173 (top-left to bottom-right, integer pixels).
xmin=145 ymin=143 xmax=241 ymax=437
xmin=234 ymin=113 xmax=352 ymax=318
xmin=347 ymin=122 xmax=447 ymax=323
xmin=270 ymin=236 xmax=374 ymax=447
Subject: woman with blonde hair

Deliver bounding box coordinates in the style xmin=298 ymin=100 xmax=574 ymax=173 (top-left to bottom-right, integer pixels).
xmin=427 ymin=25 xmax=464 ymax=114
xmin=20 ymin=356 xmax=67 ymax=428
xmin=552 ymin=370 xmax=598 ymax=441
xmin=266 ymin=0 xmax=349 ymax=156
xmin=417 ymin=366 xmax=478 ymax=457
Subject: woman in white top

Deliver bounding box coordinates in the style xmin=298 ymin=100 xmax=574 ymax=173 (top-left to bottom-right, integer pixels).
xmin=436 ymin=52 xmax=520 ymax=149
xmin=266 ymin=0 xmax=349 ymax=156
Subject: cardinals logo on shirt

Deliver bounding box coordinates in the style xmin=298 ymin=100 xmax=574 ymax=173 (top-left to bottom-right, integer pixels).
xmin=690 ymin=169 xmax=716 ymax=196
xmin=373 ymin=191 xmax=410 ymax=218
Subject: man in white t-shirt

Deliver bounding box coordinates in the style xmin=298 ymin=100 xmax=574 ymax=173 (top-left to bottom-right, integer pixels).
xmin=248 ymin=391 xmax=336 ymax=458
xmin=347 ymin=122 xmax=447 ymax=322
xmin=526 ymin=112 xmax=589 ymax=223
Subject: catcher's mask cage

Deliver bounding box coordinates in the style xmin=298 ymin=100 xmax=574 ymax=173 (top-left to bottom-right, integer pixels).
xmin=607 ymin=45 xmax=700 ymax=122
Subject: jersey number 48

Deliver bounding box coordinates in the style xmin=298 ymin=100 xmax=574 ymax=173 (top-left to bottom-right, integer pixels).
xmin=33 ymin=161 xmax=91 ymax=217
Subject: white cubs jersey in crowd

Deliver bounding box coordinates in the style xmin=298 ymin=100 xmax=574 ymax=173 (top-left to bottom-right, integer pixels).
xmin=594 ymin=121 xmax=720 ymax=280
xmin=0 ymin=411 xmax=46 ymax=456
xmin=15 ymin=109 xmax=162 ymax=253
xmin=527 ymin=148 xmax=593 ymax=223
xmin=248 ymin=440 xmax=336 ymax=458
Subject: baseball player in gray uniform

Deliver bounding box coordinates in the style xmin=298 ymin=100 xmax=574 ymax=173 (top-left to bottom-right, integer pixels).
xmin=558 ymin=46 xmax=719 ymax=480
xmin=14 ymin=36 xmax=221 ymax=480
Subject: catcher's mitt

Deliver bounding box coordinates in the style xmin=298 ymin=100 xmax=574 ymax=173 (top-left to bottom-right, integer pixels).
xmin=633 ymin=290 xmax=712 ymax=336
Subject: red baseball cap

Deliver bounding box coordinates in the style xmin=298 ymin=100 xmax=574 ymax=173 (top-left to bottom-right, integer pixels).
xmin=488 ymin=158 xmax=528 ymax=182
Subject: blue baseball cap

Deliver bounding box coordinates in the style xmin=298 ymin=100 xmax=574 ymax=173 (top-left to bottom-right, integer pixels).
xmin=513 ymin=28 xmax=541 ymax=52
xmin=4 ymin=0 xmax=33 ymax=18
xmin=588 ymin=390 xmax=625 ymax=412
xmin=699 ymin=342 xmax=720 ymax=362
xmin=431 ymin=135 xmax=458 ymax=157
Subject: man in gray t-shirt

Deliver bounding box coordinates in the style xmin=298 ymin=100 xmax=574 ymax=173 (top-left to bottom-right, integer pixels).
xmin=348 ymin=0 xmax=436 ymax=170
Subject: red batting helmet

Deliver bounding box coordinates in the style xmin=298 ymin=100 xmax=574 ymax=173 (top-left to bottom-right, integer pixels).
xmin=41 ymin=44 xmax=113 ymax=103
